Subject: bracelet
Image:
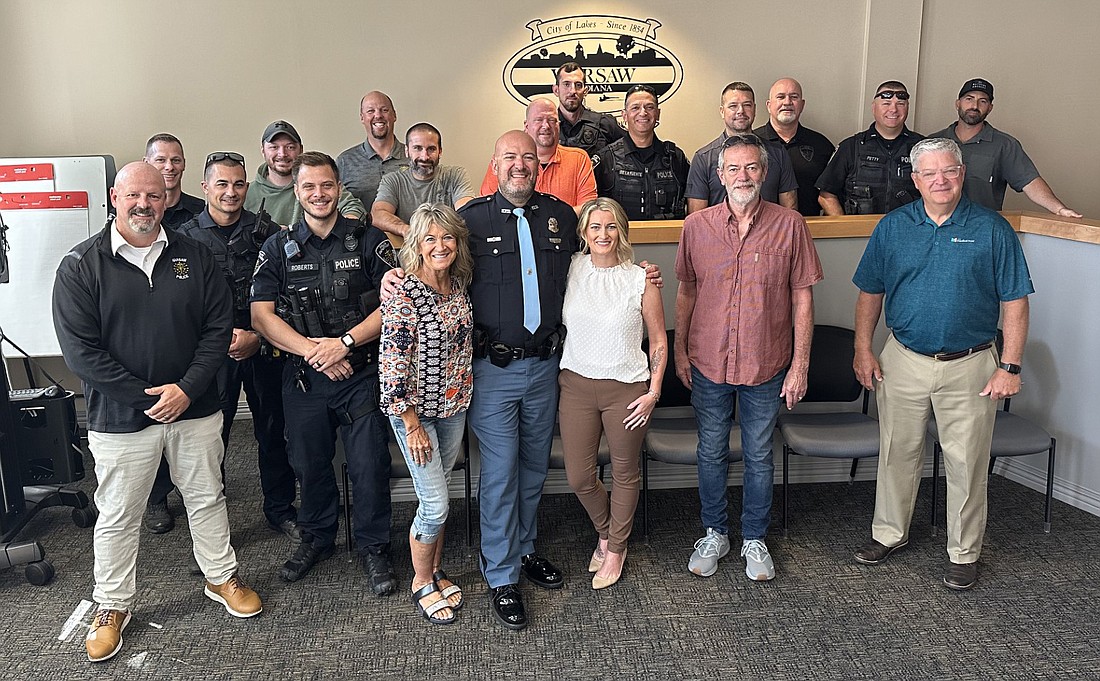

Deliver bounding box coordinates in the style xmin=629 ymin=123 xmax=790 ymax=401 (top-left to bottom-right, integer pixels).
xmin=406 ymin=424 xmax=421 ymax=436
xmin=646 ymin=389 xmax=661 ymax=401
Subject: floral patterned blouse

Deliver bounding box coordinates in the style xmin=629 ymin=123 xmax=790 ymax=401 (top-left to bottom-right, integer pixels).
xmin=380 ymin=274 xmax=473 ymax=419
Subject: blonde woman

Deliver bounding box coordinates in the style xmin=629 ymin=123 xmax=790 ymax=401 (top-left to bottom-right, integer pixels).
xmin=558 ymin=197 xmax=666 ymax=589
xmin=380 ymin=203 xmax=473 ymax=624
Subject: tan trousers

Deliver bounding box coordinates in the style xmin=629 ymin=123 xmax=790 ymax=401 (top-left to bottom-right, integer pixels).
xmin=872 ymin=335 xmax=998 ymax=564
xmin=558 ymin=370 xmax=647 ymax=554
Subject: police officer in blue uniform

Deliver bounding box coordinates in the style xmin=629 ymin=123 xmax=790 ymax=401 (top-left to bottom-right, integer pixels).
xmin=176 ymin=152 xmax=299 ymax=541
xmin=251 ymin=151 xmax=397 ymax=593
xmin=816 ymin=81 xmax=924 ymax=215
xmin=461 ymin=130 xmax=577 ymax=631
xmin=592 ymin=85 xmax=689 ymax=221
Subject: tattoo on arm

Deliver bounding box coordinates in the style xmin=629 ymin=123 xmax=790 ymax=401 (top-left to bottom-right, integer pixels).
xmin=649 ymin=346 xmax=666 ymax=375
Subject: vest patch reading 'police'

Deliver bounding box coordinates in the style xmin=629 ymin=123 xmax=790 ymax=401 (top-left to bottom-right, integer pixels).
xmin=288 ymin=262 xmax=319 ymax=272
xmin=172 ymin=258 xmax=190 ymax=280
xmin=332 ymin=255 xmax=362 ymax=271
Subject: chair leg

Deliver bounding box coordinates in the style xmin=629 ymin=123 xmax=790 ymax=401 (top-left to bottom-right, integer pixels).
xmin=598 ymin=464 xmax=606 ymax=484
xmin=342 ymin=462 xmax=353 ymax=554
xmin=988 ymin=455 xmax=996 ymax=477
xmin=849 ymin=458 xmax=858 ymax=483
xmin=930 ymin=443 xmax=941 ymax=536
xmin=1044 ymin=438 xmax=1056 ymax=533
xmin=782 ymin=444 xmax=790 ymax=537
xmin=642 ymin=450 xmax=650 ymax=544
xmin=463 ymin=438 xmax=473 ymax=547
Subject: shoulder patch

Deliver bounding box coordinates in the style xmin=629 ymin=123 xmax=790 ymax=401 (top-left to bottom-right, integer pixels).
xmin=590 ymin=154 xmax=601 ymax=169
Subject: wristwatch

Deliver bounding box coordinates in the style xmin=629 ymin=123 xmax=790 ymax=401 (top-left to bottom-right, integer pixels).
xmin=998 ymin=362 xmax=1022 ymax=375
xmin=340 ymin=333 xmax=356 ymax=349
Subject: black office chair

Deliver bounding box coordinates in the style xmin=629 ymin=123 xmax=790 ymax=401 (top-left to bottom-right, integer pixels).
xmin=928 ymin=399 xmax=1056 ymax=534
xmin=641 ymin=329 xmax=742 ymax=541
xmin=777 ymin=325 xmax=881 ymax=535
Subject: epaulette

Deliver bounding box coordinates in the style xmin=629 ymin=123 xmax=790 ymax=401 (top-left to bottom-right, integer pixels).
xmin=458 ymin=195 xmax=493 ymax=213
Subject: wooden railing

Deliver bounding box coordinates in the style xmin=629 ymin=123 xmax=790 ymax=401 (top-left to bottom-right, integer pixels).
xmin=629 ymin=211 xmax=1100 ymax=245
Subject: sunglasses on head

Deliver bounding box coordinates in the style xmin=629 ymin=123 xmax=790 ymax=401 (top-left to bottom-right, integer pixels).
xmin=205 ymin=151 xmax=246 ymax=169
xmin=874 ymin=90 xmax=910 ymax=101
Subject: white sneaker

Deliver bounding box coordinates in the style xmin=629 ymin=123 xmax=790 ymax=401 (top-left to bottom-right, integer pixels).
xmin=741 ymin=539 xmax=775 ymax=581
xmin=687 ymin=528 xmax=730 ymax=577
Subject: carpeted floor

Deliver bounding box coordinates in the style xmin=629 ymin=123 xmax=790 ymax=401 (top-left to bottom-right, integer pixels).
xmin=3 ymin=423 xmax=1098 ymax=680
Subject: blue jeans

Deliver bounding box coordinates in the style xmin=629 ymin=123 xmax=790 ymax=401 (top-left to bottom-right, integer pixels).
xmin=469 ymin=356 xmax=559 ymax=588
xmin=389 ymin=411 xmax=467 ymax=544
xmin=691 ymin=366 xmax=784 ymax=540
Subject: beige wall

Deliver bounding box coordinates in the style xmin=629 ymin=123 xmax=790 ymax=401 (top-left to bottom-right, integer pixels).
xmin=0 ymin=0 xmax=1096 ymax=217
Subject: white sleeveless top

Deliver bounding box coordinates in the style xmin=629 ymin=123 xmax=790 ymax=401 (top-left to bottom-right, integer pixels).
xmin=560 ymin=253 xmax=649 ymax=383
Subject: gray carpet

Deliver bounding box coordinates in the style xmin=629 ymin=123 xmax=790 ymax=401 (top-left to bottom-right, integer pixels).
xmin=3 ymin=423 xmax=1098 ymax=680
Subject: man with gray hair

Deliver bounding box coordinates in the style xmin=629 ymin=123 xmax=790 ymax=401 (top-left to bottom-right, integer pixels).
xmin=675 ymin=134 xmax=822 ymax=582
xmin=851 ymin=137 xmax=1033 ymax=591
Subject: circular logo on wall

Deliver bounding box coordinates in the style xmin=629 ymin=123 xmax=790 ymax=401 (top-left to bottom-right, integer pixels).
xmin=503 ymin=16 xmax=684 ymax=115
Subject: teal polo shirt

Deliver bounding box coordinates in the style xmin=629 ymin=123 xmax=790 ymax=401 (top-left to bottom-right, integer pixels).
xmin=853 ymin=196 xmax=1033 ymax=355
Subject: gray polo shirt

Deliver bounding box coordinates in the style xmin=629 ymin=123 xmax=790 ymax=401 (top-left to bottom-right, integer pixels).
xmin=375 ymin=165 xmax=474 ymax=223
xmin=933 ymin=122 xmax=1039 ymax=210
xmin=336 ymin=139 xmax=409 ymax=209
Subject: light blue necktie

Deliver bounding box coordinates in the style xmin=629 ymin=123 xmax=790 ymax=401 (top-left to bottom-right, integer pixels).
xmin=513 ymin=207 xmax=541 ymax=334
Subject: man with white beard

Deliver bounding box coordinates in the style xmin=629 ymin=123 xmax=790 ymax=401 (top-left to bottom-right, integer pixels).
xmin=674 ymin=134 xmax=822 ymax=583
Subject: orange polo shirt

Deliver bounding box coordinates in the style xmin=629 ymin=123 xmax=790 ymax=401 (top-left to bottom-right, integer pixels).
xmin=480 ymin=144 xmax=597 ymax=208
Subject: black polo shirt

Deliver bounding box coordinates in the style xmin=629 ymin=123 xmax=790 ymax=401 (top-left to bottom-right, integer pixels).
xmin=460 ymin=191 xmax=578 ymax=349
xmin=755 ymin=121 xmax=836 ymax=216
xmin=162 ymin=192 xmax=205 ymax=229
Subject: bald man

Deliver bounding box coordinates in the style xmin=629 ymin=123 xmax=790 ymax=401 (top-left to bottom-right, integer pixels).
xmin=480 ymin=97 xmax=597 ymax=213
xmin=460 ymin=130 xmax=579 ymax=630
xmin=754 ymin=78 xmax=836 ymax=216
xmin=337 ymin=91 xmax=410 ymax=209
xmin=53 ymin=162 xmax=261 ymax=662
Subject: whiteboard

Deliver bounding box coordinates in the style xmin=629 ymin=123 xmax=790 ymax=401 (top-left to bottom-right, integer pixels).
xmin=0 ymin=156 xmax=113 ymax=357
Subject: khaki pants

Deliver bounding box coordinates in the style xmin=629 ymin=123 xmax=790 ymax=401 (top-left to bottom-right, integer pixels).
xmin=558 ymin=370 xmax=647 ymax=554
xmin=88 ymin=413 xmax=238 ymax=610
xmin=871 ymin=335 xmax=998 ymax=564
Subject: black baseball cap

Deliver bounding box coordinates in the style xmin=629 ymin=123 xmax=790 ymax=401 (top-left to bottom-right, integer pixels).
xmin=958 ymin=78 xmax=994 ymax=101
xmin=262 ymin=120 xmax=302 ymax=144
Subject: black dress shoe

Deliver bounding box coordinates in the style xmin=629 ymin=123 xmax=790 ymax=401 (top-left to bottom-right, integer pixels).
xmin=489 ymin=584 xmax=527 ymax=631
xmin=278 ymin=541 xmax=335 ymax=582
xmin=144 ymin=501 xmax=174 ymax=534
xmin=943 ymin=561 xmax=978 ymax=591
xmin=267 ymin=518 xmax=303 ymax=543
xmin=521 ymin=553 xmax=564 ymax=589
xmin=361 ymin=548 xmax=398 ymax=596
xmin=853 ymin=538 xmax=908 ymax=566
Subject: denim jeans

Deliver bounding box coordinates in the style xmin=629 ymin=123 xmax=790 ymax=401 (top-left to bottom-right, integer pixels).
xmin=389 ymin=411 xmax=467 ymax=544
xmin=691 ymin=366 xmax=784 ymax=540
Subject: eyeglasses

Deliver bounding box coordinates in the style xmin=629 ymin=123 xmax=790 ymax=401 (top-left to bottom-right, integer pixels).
xmin=915 ymin=165 xmax=963 ymax=181
xmin=205 ymin=152 xmax=246 ymax=169
xmin=722 ymin=133 xmax=765 ymax=148
xmin=874 ymin=90 xmax=910 ymax=101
